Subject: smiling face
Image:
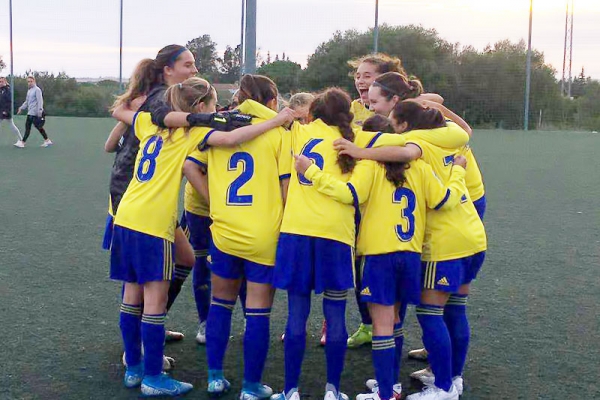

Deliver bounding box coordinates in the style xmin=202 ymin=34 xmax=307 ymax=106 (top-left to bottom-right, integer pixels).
xmin=164 ymin=50 xmax=198 ymax=86
xmin=368 ymin=85 xmax=398 ymax=117
xmin=354 ymin=62 xmax=380 ymax=104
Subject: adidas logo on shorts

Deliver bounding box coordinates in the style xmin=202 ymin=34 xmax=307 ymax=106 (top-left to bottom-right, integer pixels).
xmin=360 ymin=287 xmax=371 ymax=296
xmin=437 ymin=277 xmax=450 ymax=286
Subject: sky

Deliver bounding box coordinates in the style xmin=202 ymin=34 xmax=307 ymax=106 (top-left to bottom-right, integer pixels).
xmin=0 ymin=0 xmax=598 ymax=80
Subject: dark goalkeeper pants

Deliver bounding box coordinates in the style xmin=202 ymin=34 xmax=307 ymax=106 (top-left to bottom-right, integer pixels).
xmin=23 ymin=115 xmax=48 ymax=142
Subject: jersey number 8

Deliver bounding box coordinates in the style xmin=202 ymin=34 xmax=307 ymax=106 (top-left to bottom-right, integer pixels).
xmin=392 ymin=187 xmax=416 ymax=242
xmin=136 ymin=136 xmax=163 ymax=182
xmin=227 ymin=152 xmax=254 ymax=206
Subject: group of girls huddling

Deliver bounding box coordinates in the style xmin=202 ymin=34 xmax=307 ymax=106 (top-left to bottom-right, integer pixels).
xmin=103 ymin=44 xmax=487 ymax=400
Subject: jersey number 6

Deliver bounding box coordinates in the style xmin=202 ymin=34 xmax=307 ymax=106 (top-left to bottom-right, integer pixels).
xmin=227 ymin=152 xmax=254 ymax=206
xmin=392 ymin=187 xmax=416 ymax=242
xmin=136 ymin=136 xmax=163 ymax=182
xmin=298 ymin=138 xmax=324 ymax=185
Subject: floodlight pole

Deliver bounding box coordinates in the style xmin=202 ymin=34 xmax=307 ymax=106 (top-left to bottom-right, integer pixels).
xmin=119 ymin=0 xmax=124 ymax=91
xmin=524 ymin=0 xmax=533 ymax=131
xmin=243 ymin=0 xmax=257 ymax=74
xmin=9 ymin=0 xmax=15 ymax=116
xmin=240 ymin=0 xmax=245 ymax=79
xmin=374 ymin=0 xmax=380 ymax=53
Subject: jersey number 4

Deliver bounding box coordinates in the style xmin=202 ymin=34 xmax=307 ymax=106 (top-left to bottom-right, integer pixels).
xmin=298 ymin=138 xmax=324 ymax=185
xmin=392 ymin=187 xmax=416 ymax=242
xmin=136 ymin=136 xmax=163 ymax=182
xmin=227 ymin=152 xmax=254 ymax=206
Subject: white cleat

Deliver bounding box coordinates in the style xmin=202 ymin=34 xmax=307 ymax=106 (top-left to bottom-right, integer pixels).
xmin=406 ymin=384 xmax=458 ymax=400
xmin=41 ymin=139 xmax=53 ymax=147
xmin=410 ymin=367 xmax=435 ymax=386
xmin=13 ymin=140 xmax=25 ymax=148
xmin=364 ymin=379 xmax=401 ymax=399
xmin=196 ymin=320 xmax=207 ymax=344
xmin=451 ymin=377 xmax=463 ymax=396
xmin=408 ymin=348 xmax=429 ymax=361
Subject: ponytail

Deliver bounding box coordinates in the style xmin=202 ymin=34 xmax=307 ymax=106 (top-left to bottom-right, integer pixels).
xmin=310 ymin=88 xmax=356 ymax=174
xmin=372 ymin=72 xmax=424 ymax=102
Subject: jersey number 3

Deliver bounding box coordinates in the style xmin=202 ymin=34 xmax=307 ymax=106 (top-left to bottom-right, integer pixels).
xmin=392 ymin=187 xmax=416 ymax=242
xmin=227 ymin=152 xmax=254 ymax=206
xmin=136 ymin=136 xmax=163 ymax=182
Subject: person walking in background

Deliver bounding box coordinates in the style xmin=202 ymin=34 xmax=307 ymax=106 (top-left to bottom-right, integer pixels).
xmin=0 ymin=76 xmax=23 ymax=145
xmin=16 ymin=75 xmax=52 ymax=148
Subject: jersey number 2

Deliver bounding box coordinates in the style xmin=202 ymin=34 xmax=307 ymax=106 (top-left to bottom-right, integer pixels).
xmin=392 ymin=187 xmax=416 ymax=242
xmin=298 ymin=138 xmax=324 ymax=185
xmin=227 ymin=152 xmax=254 ymax=205
xmin=136 ymin=136 xmax=163 ymax=182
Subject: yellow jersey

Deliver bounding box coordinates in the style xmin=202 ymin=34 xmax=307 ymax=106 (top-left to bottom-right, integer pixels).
xmin=407 ymin=138 xmax=487 ymax=261
xmin=187 ymin=100 xmax=291 ymax=266
xmin=115 ymin=112 xmax=212 ymax=242
xmin=281 ymin=119 xmax=355 ymax=246
xmin=183 ymin=149 xmax=210 ymax=217
xmin=464 ymin=145 xmax=485 ymax=201
xmin=350 ymin=99 xmax=374 ymax=128
xmin=304 ymin=159 xmax=467 ymax=256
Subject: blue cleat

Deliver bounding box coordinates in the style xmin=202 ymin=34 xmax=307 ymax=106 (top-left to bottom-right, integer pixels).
xmin=123 ymin=364 xmax=144 ymax=388
xmin=208 ymin=377 xmax=231 ymax=397
xmin=141 ymin=373 xmax=193 ymax=397
xmin=240 ymin=381 xmax=274 ymax=400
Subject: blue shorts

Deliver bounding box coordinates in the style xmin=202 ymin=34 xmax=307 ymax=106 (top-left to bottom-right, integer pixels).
xmin=360 ymin=252 xmax=422 ymax=306
xmin=102 ymin=213 xmax=114 ymax=250
xmin=110 ymin=226 xmax=175 ymax=284
xmin=421 ymin=251 xmax=486 ymax=293
xmin=473 ymin=195 xmax=487 ymax=221
xmin=180 ymin=211 xmax=211 ymax=257
xmin=208 ymin=242 xmax=273 ymax=284
xmin=273 ymin=233 xmax=354 ymax=295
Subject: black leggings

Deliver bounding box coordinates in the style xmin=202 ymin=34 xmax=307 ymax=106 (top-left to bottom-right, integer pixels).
xmin=23 ymin=115 xmax=48 ymax=142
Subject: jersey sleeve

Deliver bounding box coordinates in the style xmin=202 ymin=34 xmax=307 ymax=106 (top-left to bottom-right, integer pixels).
xmin=423 ymin=163 xmax=467 ymax=210
xmin=405 ymin=123 xmax=469 ymax=149
xmin=369 ymin=133 xmax=407 ymax=148
xmin=303 ymin=160 xmax=375 ymax=205
xmin=187 ymin=148 xmax=209 ymax=168
xmin=277 ymin=128 xmax=292 ymax=180
xmin=133 ymin=112 xmax=153 ymax=141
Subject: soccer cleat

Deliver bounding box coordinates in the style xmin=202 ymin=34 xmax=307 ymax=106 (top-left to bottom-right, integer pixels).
xmin=405 ymin=384 xmax=458 ymax=400
xmin=165 ymin=329 xmax=185 ymax=342
xmin=324 ymin=383 xmax=349 ymax=400
xmin=410 ymin=367 xmax=435 ymax=386
xmin=451 ymin=377 xmax=463 ymax=396
xmin=196 ymin=321 xmax=207 ymax=344
xmin=320 ymin=319 xmax=327 ymax=346
xmin=123 ymin=364 xmax=144 ymax=388
xmin=281 ymin=332 xmax=285 ymax=342
xmin=240 ymin=382 xmax=274 ymax=400
xmin=270 ymin=389 xmax=300 ymax=400
xmin=208 ymin=377 xmax=231 ymax=397
xmin=364 ymin=379 xmax=402 ymax=399
xmin=408 ymin=348 xmax=429 ymax=361
xmin=122 ymin=352 xmax=175 ymax=371
xmin=347 ymin=323 xmax=372 ymax=348
xmin=40 ymin=139 xmax=53 ymax=147
xmin=141 ymin=373 xmax=193 ymax=397
xmin=13 ymin=140 xmax=25 ymax=148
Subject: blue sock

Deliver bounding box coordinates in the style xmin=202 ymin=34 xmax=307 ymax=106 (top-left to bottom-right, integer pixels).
xmin=416 ymin=304 xmax=452 ymax=391
xmin=372 ymin=335 xmax=395 ymax=399
xmin=323 ymin=291 xmax=348 ymax=391
xmin=166 ymin=265 xmax=192 ymax=311
xmin=141 ymin=313 xmax=166 ymax=376
xmin=244 ymin=308 xmax=271 ymax=384
xmin=120 ymin=303 xmax=142 ymax=367
xmin=392 ymin=322 xmax=404 ymax=384
xmin=444 ymin=295 xmax=470 ymax=378
xmin=284 ymin=293 xmax=311 ymax=393
xmin=192 ymin=255 xmax=210 ymax=322
xmin=355 ymin=260 xmax=372 ymax=325
xmin=206 ymin=297 xmax=236 ymax=371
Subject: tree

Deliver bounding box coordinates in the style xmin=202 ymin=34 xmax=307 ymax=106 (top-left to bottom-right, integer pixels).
xmin=186 ymin=35 xmax=221 ymax=80
xmin=257 ymin=60 xmax=302 ymax=94
xmin=220 ymin=45 xmax=242 ymax=83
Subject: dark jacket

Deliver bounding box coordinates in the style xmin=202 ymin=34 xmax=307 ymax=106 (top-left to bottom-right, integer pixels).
xmin=0 ymin=85 xmax=12 ymax=118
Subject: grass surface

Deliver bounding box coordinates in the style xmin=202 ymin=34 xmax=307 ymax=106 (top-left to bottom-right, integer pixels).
xmin=0 ymin=116 xmax=598 ymax=399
